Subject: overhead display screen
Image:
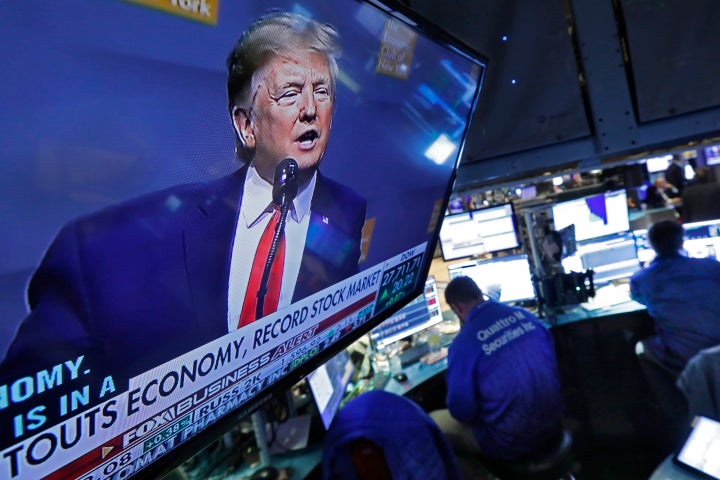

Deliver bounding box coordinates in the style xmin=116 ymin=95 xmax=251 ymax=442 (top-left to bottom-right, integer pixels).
xmin=0 ymin=1 xmax=486 ymax=478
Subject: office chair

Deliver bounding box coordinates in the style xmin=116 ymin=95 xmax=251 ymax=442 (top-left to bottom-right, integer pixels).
xmin=322 ymin=390 xmax=462 ymax=480
xmin=677 ymin=344 xmax=720 ymax=423
xmin=482 ymin=428 xmax=576 ymax=480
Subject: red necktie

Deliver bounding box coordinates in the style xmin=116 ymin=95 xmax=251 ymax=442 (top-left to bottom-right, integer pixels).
xmin=238 ymin=207 xmax=286 ymax=328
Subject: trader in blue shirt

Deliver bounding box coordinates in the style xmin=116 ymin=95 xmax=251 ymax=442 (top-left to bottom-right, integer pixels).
xmin=630 ymin=219 xmax=720 ymax=422
xmin=631 ymin=219 xmax=720 ymax=374
xmin=430 ymin=276 xmax=564 ymax=463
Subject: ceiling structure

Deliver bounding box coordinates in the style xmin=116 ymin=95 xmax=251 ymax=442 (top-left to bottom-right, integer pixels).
xmin=402 ymin=0 xmax=720 ymax=191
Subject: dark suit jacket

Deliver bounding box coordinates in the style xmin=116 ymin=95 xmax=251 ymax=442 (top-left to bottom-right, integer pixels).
xmin=1 ymin=165 xmax=366 ymax=387
xmin=665 ymin=162 xmax=686 ymax=193
xmin=681 ymin=182 xmax=720 ymax=223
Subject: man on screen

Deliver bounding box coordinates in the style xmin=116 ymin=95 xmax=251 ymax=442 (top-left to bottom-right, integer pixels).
xmin=1 ymin=12 xmax=366 ymax=387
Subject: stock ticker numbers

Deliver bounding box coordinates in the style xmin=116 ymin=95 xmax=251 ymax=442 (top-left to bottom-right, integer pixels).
xmin=376 ymin=254 xmax=423 ymax=313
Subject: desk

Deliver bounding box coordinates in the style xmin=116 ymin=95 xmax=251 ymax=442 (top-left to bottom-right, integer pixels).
xmin=179 ymin=290 xmax=653 ymax=480
xmin=384 ymin=353 xmax=449 ymax=397
xmin=547 ymin=282 xmax=646 ymax=328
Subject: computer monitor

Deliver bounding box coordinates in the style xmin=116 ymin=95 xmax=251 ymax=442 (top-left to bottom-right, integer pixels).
xmin=369 ymin=276 xmax=444 ymax=350
xmin=558 ymin=224 xmax=577 ymax=257
xmin=632 ymin=229 xmax=655 ymax=265
xmin=306 ymin=349 xmax=355 ymax=430
xmin=520 ymin=185 xmax=537 ymax=200
xmin=448 ymin=253 xmax=537 ymax=304
xmin=551 ymin=189 xmax=631 ymax=243
xmin=705 ymin=145 xmax=720 ymax=166
xmin=561 ymin=232 xmax=640 ymax=285
xmin=0 ymin=1 xmax=487 ymax=478
xmin=439 ymin=203 xmax=520 ymax=261
xmin=645 ymin=154 xmax=673 ymax=173
xmin=635 ymin=220 xmax=720 ymax=265
xmin=682 ymin=220 xmax=720 ymax=259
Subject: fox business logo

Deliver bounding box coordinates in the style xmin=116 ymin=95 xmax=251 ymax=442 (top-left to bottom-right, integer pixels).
xmin=122 ymin=0 xmax=219 ymax=25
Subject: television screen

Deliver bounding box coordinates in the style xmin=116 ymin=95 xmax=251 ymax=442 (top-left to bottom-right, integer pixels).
xmin=305 ymin=349 xmax=354 ymax=430
xmin=0 ymin=1 xmax=486 ymax=478
xmin=447 ymin=254 xmax=537 ymax=304
xmin=438 ymin=203 xmax=520 ymax=261
xmin=369 ymin=276 xmax=443 ymax=350
xmin=551 ymin=190 xmax=631 ymax=243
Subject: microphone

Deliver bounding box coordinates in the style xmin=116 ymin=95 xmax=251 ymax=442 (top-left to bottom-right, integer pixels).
xmin=256 ymin=159 xmax=299 ymax=320
xmin=272 ymin=158 xmax=299 ymax=208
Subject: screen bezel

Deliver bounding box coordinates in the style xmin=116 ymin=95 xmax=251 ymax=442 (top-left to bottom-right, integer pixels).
xmin=438 ymin=202 xmax=521 ymax=262
xmin=97 ymin=1 xmax=486 ymax=478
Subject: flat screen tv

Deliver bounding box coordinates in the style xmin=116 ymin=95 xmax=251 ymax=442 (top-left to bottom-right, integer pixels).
xmin=551 ymin=189 xmax=631 ymax=243
xmin=0 ymin=1 xmax=486 ymax=478
xmin=438 ymin=203 xmax=520 ymax=261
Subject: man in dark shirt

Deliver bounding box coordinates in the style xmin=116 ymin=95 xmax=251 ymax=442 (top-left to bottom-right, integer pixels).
xmin=430 ymin=276 xmax=564 ymax=463
xmin=630 ymin=219 xmax=720 ymax=425
xmin=665 ymin=154 xmax=687 ymax=194
xmin=631 ymin=219 xmax=720 ymax=374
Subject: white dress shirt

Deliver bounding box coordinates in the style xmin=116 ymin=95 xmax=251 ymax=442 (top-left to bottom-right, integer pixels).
xmin=227 ymin=165 xmax=315 ymax=331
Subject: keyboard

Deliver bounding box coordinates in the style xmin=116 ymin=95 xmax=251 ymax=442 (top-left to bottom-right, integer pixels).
xmin=398 ymin=343 xmax=431 ymax=367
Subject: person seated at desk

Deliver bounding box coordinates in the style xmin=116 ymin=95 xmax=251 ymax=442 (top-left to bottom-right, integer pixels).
xmin=630 ymin=219 xmax=720 ymax=424
xmin=645 ymin=176 xmax=681 ymax=209
xmin=681 ymin=166 xmax=720 ymax=223
xmin=430 ymin=276 xmax=564 ymax=466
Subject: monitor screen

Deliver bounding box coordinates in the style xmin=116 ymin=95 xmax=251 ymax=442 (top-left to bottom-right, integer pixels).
xmin=674 ymin=415 xmax=720 ymax=480
xmin=447 ymin=254 xmax=537 ymax=304
xmin=644 ymin=154 xmax=673 ymax=173
xmin=682 ymin=220 xmax=720 ymax=260
xmin=558 ymin=224 xmax=577 ymax=258
xmin=551 ymin=190 xmax=631 ymax=243
xmin=635 ymin=221 xmax=720 ymax=265
xmin=0 ymin=2 xmax=486 ymax=478
xmin=369 ymin=276 xmax=443 ymax=350
xmin=562 ymin=232 xmax=640 ymax=285
xmin=519 ymin=185 xmax=537 ymax=200
xmin=632 ymin=229 xmax=655 ymax=265
xmin=305 ymin=349 xmax=354 ymax=430
xmin=438 ymin=203 xmax=520 ymax=261
xmin=705 ymin=145 xmax=720 ymax=166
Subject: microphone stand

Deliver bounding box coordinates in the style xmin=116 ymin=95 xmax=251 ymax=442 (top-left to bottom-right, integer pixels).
xmin=256 ymin=159 xmax=298 ymax=320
